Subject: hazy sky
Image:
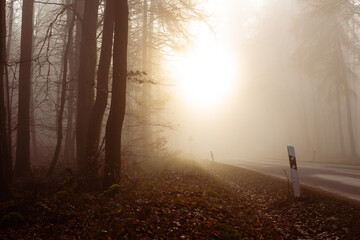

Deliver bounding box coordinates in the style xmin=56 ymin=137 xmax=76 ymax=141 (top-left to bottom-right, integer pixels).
xmin=165 ymin=0 xmax=265 ymax=160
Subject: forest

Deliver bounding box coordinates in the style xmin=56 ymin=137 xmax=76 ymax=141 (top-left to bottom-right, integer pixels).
xmin=1 ymin=0 xmax=360 ymax=238
xmin=2 ymin=0 xmax=360 ymax=194
xmin=2 ymin=0 xmax=360 ymax=196
xmin=0 ymin=0 xmax=211 ymax=196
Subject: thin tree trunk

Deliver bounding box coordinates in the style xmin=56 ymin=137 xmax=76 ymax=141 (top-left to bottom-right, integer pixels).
xmin=48 ymin=12 xmax=75 ymax=178
xmin=63 ymin=86 xmax=75 ymax=166
xmin=337 ymin=38 xmax=357 ymax=157
xmin=5 ymin=0 xmax=14 ymax=165
xmin=103 ymin=0 xmax=128 ymax=189
xmin=344 ymin=87 xmax=356 ymax=157
xmin=28 ymin=10 xmax=37 ymax=163
xmin=30 ymin=77 xmax=38 ymax=162
xmin=6 ymin=0 xmax=13 ymax=60
xmin=0 ymin=0 xmax=12 ymax=201
xmin=336 ymin=89 xmax=346 ymax=155
xmin=76 ymin=0 xmax=99 ymax=175
xmin=311 ymin=80 xmax=322 ymax=159
xmin=141 ymin=0 xmax=152 ymax=158
xmin=64 ymin=0 xmax=83 ymax=167
xmin=85 ymin=0 xmax=114 ymax=182
xmin=14 ymin=0 xmax=34 ymax=179
xmin=147 ymin=0 xmax=154 ymax=154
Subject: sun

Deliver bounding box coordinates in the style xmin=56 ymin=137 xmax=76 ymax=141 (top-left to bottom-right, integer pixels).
xmin=170 ymin=37 xmax=236 ymax=109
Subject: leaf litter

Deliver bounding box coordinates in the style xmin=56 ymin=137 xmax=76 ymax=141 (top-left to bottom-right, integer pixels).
xmin=0 ymin=158 xmax=359 ymax=239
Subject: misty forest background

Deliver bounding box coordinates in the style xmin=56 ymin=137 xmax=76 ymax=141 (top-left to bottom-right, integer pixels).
xmin=2 ymin=0 xmax=360 ymax=198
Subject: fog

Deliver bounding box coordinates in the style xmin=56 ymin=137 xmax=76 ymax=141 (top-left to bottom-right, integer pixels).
xmin=165 ymin=0 xmax=360 ymax=164
xmin=2 ymin=0 xmax=360 ymax=184
xmin=3 ymin=0 xmax=360 ymax=235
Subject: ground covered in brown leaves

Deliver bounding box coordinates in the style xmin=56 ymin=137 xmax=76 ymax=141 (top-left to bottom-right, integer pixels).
xmin=0 ymin=158 xmax=359 ymax=239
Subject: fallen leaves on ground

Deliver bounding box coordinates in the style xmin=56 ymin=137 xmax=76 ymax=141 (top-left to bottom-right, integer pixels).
xmin=0 ymin=158 xmax=359 ymax=239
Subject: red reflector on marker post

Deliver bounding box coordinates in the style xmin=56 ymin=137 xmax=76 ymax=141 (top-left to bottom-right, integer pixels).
xmin=287 ymin=145 xmax=301 ymax=197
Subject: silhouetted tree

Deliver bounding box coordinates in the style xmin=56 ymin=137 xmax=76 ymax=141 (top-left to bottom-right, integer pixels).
xmin=14 ymin=0 xmax=34 ymax=179
xmin=103 ymin=0 xmax=128 ymax=188
xmin=0 ymin=0 xmax=12 ymax=201
xmin=77 ymin=0 xmax=99 ymax=175
xmin=141 ymin=0 xmax=154 ymax=158
xmin=64 ymin=0 xmax=84 ymax=167
xmin=86 ymin=0 xmax=115 ymax=183
xmin=48 ymin=3 xmax=76 ymax=177
xmin=5 ymin=0 xmax=14 ymax=165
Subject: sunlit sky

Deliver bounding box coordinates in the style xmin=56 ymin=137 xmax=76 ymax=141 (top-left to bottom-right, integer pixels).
xmin=169 ymin=0 xmax=265 ymax=108
xmin=170 ymin=31 xmax=237 ymax=109
xmin=165 ymin=0 xmax=265 ymax=159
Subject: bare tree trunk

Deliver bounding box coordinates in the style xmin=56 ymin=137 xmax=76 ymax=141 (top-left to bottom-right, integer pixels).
xmin=76 ymin=0 xmax=99 ymax=175
xmin=54 ymin=6 xmax=68 ymax=157
xmin=64 ymin=84 xmax=75 ymax=166
xmin=103 ymin=0 xmax=128 ymax=189
xmin=141 ymin=0 xmax=153 ymax=158
xmin=48 ymin=8 xmax=75 ymax=178
xmin=0 ymin=0 xmax=12 ymax=201
xmin=64 ymin=0 xmax=83 ymax=167
xmin=147 ymin=0 xmax=154 ymax=153
xmin=14 ymin=0 xmax=34 ymax=179
xmin=56 ymin=55 xmax=64 ymax=120
xmin=30 ymin=77 xmax=38 ymax=162
xmin=337 ymin=39 xmax=357 ymax=158
xmin=27 ymin=6 xmax=38 ymax=163
xmin=86 ymin=0 xmax=115 ymax=182
xmin=344 ymin=87 xmax=356 ymax=157
xmin=5 ymin=0 xmax=14 ymax=164
xmin=336 ymin=89 xmax=346 ymax=155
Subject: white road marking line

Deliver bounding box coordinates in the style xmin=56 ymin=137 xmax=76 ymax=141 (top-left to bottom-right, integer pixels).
xmin=312 ymin=174 xmax=360 ymax=188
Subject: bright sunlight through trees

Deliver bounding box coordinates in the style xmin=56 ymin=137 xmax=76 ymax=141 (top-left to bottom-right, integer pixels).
xmin=170 ymin=36 xmax=236 ymax=109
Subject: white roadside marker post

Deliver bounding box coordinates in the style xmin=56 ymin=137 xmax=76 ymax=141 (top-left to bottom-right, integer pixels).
xmin=287 ymin=145 xmax=301 ymax=197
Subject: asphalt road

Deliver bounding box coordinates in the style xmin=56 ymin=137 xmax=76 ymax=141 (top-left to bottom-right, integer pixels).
xmin=223 ymin=158 xmax=360 ymax=201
